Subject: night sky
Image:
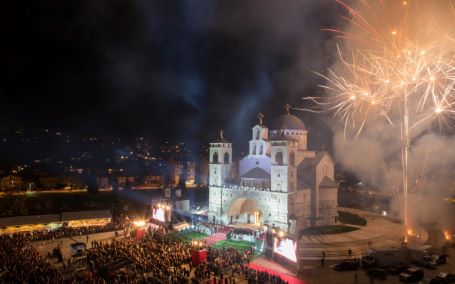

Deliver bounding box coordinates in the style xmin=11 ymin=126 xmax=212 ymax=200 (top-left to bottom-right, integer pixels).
xmin=3 ymin=0 xmax=343 ymax=151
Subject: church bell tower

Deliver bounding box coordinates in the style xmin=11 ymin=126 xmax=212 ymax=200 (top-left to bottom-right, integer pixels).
xmin=209 ymin=130 xmax=232 ymax=186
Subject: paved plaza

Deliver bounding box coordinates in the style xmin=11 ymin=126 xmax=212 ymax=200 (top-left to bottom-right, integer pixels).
xmin=251 ymin=247 xmax=455 ymax=284
xmin=300 ymin=207 xmax=426 ymax=262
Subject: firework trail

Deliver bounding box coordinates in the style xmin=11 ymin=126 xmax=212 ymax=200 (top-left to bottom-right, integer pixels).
xmin=298 ymin=0 xmax=455 ymax=242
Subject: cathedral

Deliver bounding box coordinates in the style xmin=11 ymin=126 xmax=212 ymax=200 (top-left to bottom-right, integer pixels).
xmin=208 ymin=106 xmax=338 ymax=236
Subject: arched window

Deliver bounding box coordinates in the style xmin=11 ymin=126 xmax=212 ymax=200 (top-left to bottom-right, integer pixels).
xmin=260 ymin=145 xmax=263 ymax=155
xmin=213 ymin=152 xmax=219 ymax=163
xmin=256 ymin=130 xmax=260 ymax=140
xmin=253 ymin=145 xmax=256 ymax=155
xmin=289 ymin=152 xmax=295 ymax=166
xmin=275 ymin=151 xmax=283 ymax=165
xmin=224 ymin=152 xmax=230 ymax=164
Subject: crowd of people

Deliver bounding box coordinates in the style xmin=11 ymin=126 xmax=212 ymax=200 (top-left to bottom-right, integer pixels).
xmin=87 ymin=230 xmax=192 ymax=283
xmin=0 ymin=222 xmax=290 ymax=284
xmin=0 ymin=234 xmax=63 ymax=283
xmin=243 ymin=266 xmax=290 ymax=284
xmin=208 ymin=247 xmax=252 ymax=271
xmin=193 ymin=247 xmax=288 ymax=284
xmin=23 ymin=223 xmax=123 ymax=242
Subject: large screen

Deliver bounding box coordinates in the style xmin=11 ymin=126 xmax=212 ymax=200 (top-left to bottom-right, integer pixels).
xmin=153 ymin=207 xmax=165 ymax=222
xmin=274 ymin=237 xmax=297 ymax=262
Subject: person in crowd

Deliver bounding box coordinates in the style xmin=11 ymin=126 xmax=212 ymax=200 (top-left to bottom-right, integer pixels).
xmin=2 ymin=223 xmax=288 ymax=284
xmin=0 ymin=234 xmax=63 ymax=283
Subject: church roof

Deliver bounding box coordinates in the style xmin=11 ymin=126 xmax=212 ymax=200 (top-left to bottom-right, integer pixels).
xmin=254 ymin=124 xmax=268 ymax=129
xmin=210 ymin=138 xmax=232 ymax=144
xmin=297 ymin=176 xmax=312 ymax=189
xmin=296 ymin=152 xmax=337 ymax=189
xmin=211 ymin=130 xmax=231 ymax=144
xmin=315 ymin=151 xmax=331 ymax=165
xmin=272 ymin=114 xmax=306 ymax=131
xmin=319 ymin=176 xmax=338 ymax=188
xmin=298 ymin=158 xmax=316 ymax=187
xmin=241 ymin=167 xmax=270 ymax=179
xmin=270 ymin=132 xmax=298 ymax=142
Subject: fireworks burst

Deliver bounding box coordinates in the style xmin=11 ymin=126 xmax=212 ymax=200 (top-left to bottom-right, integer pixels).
xmin=304 ymin=44 xmax=455 ymax=138
xmin=300 ymin=0 xmax=455 ymax=243
xmin=444 ymin=229 xmax=452 ymax=241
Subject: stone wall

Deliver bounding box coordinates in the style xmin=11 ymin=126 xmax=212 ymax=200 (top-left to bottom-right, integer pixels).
xmin=208 ymin=186 xmax=291 ymax=231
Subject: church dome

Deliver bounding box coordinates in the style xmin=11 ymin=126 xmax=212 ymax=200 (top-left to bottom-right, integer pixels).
xmin=272 ymin=114 xmax=306 ymax=130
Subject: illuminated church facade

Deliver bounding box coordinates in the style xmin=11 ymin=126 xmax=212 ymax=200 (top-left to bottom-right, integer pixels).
xmin=208 ymin=107 xmax=338 ymax=236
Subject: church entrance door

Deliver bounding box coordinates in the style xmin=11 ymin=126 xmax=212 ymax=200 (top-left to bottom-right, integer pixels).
xmin=228 ymin=198 xmax=262 ymax=227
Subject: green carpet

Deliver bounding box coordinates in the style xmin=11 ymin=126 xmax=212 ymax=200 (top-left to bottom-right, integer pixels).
xmin=167 ymin=230 xmax=208 ymax=243
xmin=211 ymin=239 xmax=255 ymax=251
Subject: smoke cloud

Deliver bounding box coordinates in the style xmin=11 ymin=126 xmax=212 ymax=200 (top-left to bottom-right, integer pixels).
xmin=324 ymin=0 xmax=455 ymax=230
xmin=98 ymin=0 xmax=340 ymax=150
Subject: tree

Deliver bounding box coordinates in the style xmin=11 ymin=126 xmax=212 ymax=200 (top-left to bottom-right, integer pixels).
xmin=124 ymin=179 xmax=132 ymax=192
xmin=85 ymin=174 xmax=99 ymax=194
xmin=111 ymin=175 xmax=119 ymax=192
xmin=178 ymin=163 xmax=187 ymax=190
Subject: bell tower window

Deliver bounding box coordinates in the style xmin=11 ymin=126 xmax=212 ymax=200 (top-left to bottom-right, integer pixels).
xmin=275 ymin=151 xmax=283 ymax=165
xmin=224 ymin=152 xmax=230 ymax=164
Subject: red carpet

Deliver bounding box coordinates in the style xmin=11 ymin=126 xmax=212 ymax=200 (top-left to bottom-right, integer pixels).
xmin=219 ymin=227 xmax=232 ymax=234
xmin=204 ymin=233 xmax=226 ymax=246
xmin=204 ymin=227 xmax=232 ymax=246
xmin=247 ymin=263 xmax=308 ymax=284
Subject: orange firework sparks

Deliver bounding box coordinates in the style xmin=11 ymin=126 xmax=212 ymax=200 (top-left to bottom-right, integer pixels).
xmin=298 ymin=0 xmax=455 ymax=244
xmin=301 ymin=0 xmax=455 ymax=135
xmin=407 ymin=228 xmax=414 ymax=236
xmin=444 ymin=229 xmax=452 ymax=241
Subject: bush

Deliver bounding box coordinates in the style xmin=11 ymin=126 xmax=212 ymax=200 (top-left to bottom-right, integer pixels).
xmin=338 ymin=211 xmax=367 ymax=226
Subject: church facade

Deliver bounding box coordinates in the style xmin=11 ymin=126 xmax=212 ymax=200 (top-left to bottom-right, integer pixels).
xmin=208 ymin=108 xmax=338 ymax=236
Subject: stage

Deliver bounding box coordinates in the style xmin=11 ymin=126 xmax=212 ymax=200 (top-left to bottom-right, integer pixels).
xmin=226 ymin=223 xmax=263 ymax=230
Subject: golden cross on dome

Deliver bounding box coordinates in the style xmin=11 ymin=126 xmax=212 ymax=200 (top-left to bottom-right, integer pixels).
xmin=284 ymin=103 xmax=291 ymax=114
xmin=257 ymin=112 xmax=264 ymax=125
xmin=219 ymin=129 xmax=224 ymax=140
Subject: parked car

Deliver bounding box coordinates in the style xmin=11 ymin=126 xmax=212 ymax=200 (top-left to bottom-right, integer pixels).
xmin=431 ymin=254 xmax=449 ymax=265
xmin=429 ymin=273 xmax=455 ymax=284
xmin=367 ymin=267 xmax=387 ymax=280
xmin=361 ymin=254 xmax=376 ymax=268
xmin=332 ymin=260 xmax=360 ymax=271
xmin=421 ymin=255 xmax=437 ymax=269
xmin=361 ymin=248 xmax=409 ymax=268
xmin=399 ymin=267 xmax=424 ymax=282
xmin=386 ymin=263 xmax=409 ymax=275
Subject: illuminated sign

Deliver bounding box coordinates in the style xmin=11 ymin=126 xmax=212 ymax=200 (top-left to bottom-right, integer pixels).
xmin=274 ymin=237 xmax=297 ymax=262
xmin=153 ymin=208 xmax=165 ymax=222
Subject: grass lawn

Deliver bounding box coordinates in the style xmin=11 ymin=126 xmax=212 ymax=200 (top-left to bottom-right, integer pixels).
xmin=211 ymin=239 xmax=255 ymax=251
xmin=337 ymin=210 xmax=367 ymax=226
xmin=167 ymin=230 xmax=208 ymax=243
